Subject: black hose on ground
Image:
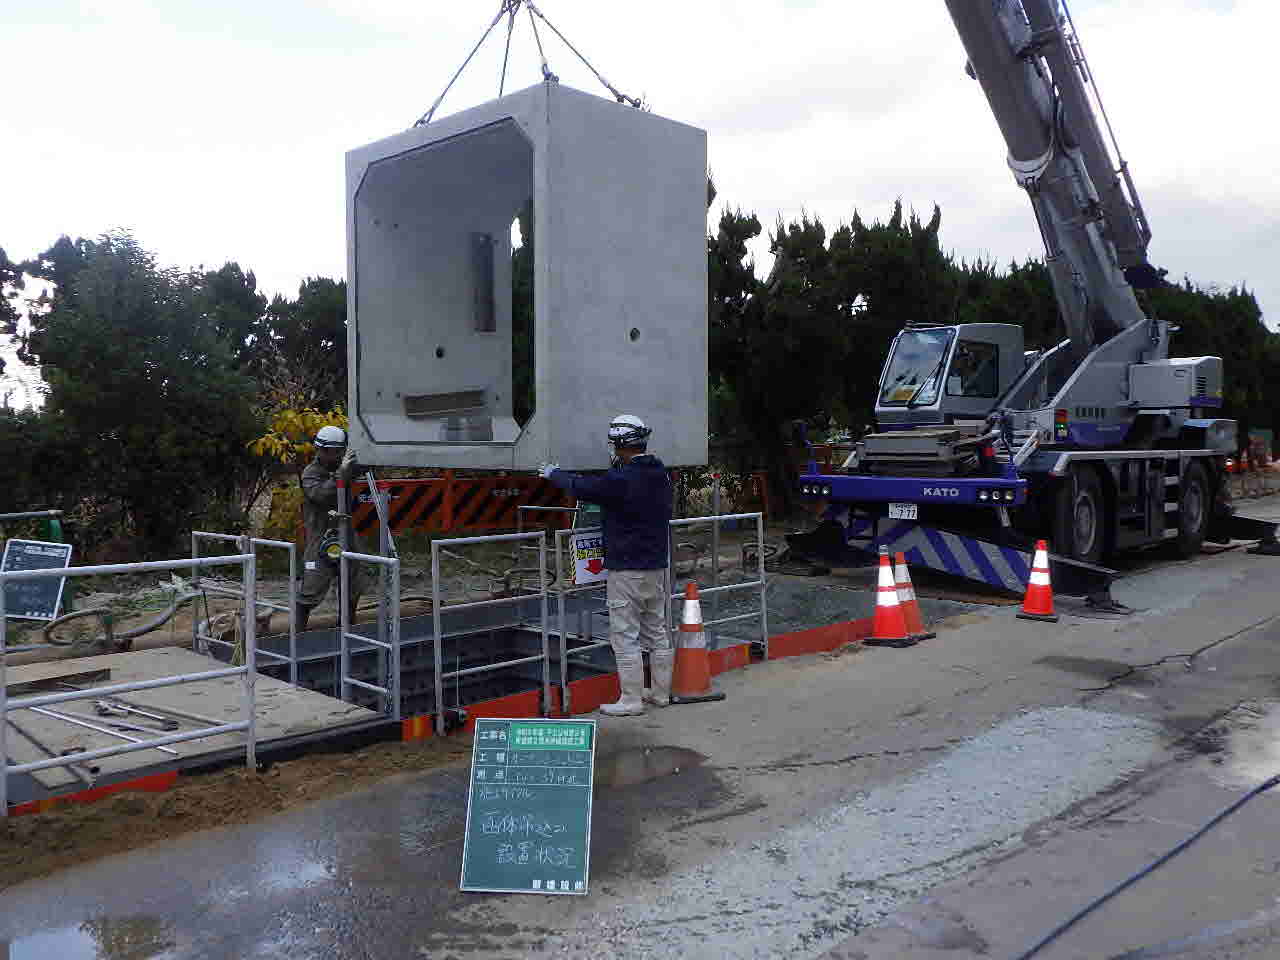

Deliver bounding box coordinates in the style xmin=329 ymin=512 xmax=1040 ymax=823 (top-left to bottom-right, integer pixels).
xmin=741 ymin=541 xmax=782 ymax=571
xmin=1013 ymin=772 xmax=1280 ymax=960
xmin=41 ymin=592 xmax=207 ymax=653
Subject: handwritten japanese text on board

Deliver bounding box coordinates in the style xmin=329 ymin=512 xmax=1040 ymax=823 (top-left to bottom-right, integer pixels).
xmin=460 ymin=718 xmax=596 ymax=895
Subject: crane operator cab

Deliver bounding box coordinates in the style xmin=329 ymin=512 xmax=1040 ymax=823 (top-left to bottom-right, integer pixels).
xmin=875 ymin=323 xmax=1024 ymax=427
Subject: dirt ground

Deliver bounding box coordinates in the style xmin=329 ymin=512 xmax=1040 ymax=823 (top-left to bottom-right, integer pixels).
xmin=0 ymin=733 xmax=473 ymax=892
xmin=0 ymin=515 xmax=1046 ymax=894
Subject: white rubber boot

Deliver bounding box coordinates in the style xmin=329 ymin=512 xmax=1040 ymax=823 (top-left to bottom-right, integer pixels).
xmin=601 ymin=655 xmax=646 ymax=717
xmin=644 ymin=649 xmax=674 ymax=707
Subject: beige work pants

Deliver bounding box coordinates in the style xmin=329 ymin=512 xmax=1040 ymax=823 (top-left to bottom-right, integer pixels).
xmin=606 ymin=569 xmax=670 ymax=660
xmin=299 ymin=560 xmax=366 ymax=610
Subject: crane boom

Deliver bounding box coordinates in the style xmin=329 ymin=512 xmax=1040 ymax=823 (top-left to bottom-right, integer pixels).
xmin=943 ymin=0 xmax=1150 ymax=356
xmin=1020 ymin=0 xmax=1152 ymax=271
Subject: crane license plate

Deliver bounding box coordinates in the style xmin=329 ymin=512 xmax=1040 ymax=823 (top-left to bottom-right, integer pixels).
xmin=888 ymin=503 xmax=918 ymax=520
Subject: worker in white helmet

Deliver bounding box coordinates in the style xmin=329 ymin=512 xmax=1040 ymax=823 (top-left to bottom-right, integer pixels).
xmin=541 ymin=415 xmax=674 ymax=716
xmin=297 ymin=425 xmax=363 ymax=632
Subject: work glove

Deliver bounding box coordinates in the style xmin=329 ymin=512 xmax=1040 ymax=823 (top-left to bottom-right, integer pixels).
xmin=339 ymin=448 xmax=358 ymax=480
xmin=538 ymin=462 xmax=560 ymax=480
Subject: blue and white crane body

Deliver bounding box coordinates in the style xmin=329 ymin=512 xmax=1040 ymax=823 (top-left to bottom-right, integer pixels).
xmin=789 ymin=0 xmax=1267 ymax=594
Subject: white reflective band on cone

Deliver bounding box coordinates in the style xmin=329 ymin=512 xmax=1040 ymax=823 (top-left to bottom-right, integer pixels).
xmin=1030 ymin=571 xmax=1051 ymax=586
xmin=682 ymin=600 xmax=703 ymax=625
xmin=680 ymin=628 xmax=708 ymax=650
xmin=877 ymin=587 xmax=900 ymax=607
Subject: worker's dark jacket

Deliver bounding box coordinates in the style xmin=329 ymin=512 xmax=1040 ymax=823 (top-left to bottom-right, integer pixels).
xmin=550 ymin=455 xmax=673 ymax=571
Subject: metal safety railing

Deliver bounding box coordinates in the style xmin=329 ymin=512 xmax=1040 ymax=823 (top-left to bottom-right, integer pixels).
xmin=668 ymin=512 xmax=769 ymax=659
xmin=515 ymin=505 xmax=580 ymax=532
xmin=339 ymin=550 xmax=402 ymax=720
xmin=191 ymin=532 xmax=298 ymax=686
xmin=514 ymin=505 xmax=580 ymax=580
xmin=550 ymin=512 xmax=770 ymax=714
xmin=551 ymin=526 xmax=609 ymax=715
xmin=431 ymin=531 xmax=549 ymax=735
xmin=0 ymin=510 xmax=64 ymax=522
xmin=2 ymin=554 xmax=258 ymax=817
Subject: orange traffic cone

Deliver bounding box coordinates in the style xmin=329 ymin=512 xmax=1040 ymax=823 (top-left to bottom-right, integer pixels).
xmin=895 ymin=552 xmax=935 ymax=642
xmin=670 ymin=583 xmax=726 ymax=704
xmin=1017 ymin=540 xmax=1059 ymax=622
xmin=864 ymin=547 xmax=915 ymax=647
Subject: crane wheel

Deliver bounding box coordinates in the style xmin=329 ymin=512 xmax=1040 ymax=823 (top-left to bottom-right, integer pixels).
xmin=1173 ymin=461 xmax=1210 ymax=559
xmin=1053 ymin=466 xmax=1106 ymax=565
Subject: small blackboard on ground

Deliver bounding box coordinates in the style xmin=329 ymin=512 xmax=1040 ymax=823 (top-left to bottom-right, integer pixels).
xmin=460 ymin=717 xmax=596 ymax=895
xmin=2 ymin=539 xmax=73 ymax=621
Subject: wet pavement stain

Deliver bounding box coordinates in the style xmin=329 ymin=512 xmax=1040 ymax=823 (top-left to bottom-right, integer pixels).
xmin=1181 ymin=722 xmax=1230 ymax=758
xmin=594 ymin=746 xmax=706 ymax=788
xmin=588 ymin=755 xmax=736 ymax=884
xmin=1202 ymin=701 xmax=1280 ymax=790
xmin=895 ymin=907 xmax=991 ymax=953
xmin=1036 ymin=655 xmax=1146 ymax=681
xmin=2 ymin=915 xmax=176 ymax=960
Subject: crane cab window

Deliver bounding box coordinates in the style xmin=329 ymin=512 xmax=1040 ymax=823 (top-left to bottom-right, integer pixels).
xmin=879 ymin=328 xmax=955 ymax=407
xmin=946 ymin=341 xmax=998 ymax=398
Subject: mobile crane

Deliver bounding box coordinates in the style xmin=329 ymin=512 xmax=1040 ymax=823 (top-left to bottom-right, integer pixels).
xmin=789 ymin=0 xmax=1274 ymax=597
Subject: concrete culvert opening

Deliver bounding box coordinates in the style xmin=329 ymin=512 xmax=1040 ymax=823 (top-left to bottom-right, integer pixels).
xmin=352 ymin=118 xmax=533 ymax=452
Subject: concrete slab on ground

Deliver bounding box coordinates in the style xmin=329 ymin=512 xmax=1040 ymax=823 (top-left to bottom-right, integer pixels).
xmin=3 ymin=648 xmax=378 ymax=795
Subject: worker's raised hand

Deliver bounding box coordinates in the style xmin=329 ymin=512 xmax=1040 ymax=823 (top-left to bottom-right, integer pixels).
xmin=538 ymin=462 xmax=560 ymax=480
xmin=339 ymin=448 xmax=358 ymax=479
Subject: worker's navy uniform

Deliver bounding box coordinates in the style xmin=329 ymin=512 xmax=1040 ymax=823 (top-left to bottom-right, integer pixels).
xmin=549 ymin=456 xmax=674 ymax=660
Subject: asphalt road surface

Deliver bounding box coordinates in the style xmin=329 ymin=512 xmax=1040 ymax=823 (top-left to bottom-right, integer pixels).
xmin=3 ymin=497 xmax=1280 ymax=959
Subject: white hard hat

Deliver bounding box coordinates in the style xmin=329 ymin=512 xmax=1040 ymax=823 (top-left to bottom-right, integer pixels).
xmin=314 ymin=425 xmax=348 ymax=448
xmin=607 ymin=414 xmax=651 ymax=449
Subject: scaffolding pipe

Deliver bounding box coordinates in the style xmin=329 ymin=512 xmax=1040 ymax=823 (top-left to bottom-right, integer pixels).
xmin=192 ymin=532 xmax=297 ymax=686
xmin=0 ymin=510 xmax=63 ymax=521
xmin=338 ymin=551 xmax=401 ymax=720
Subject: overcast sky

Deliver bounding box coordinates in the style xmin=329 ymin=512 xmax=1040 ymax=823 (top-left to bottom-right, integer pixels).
xmin=1 ymin=0 xmax=1275 ymax=406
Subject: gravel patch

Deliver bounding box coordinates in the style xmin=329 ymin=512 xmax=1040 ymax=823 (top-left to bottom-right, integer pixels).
xmin=687 ymin=575 xmax=978 ymax=645
xmin=565 ymin=706 xmax=1165 ymax=959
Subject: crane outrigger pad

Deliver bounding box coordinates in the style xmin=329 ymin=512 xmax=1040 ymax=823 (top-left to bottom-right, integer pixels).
xmin=1228 ymin=513 xmax=1280 ymax=556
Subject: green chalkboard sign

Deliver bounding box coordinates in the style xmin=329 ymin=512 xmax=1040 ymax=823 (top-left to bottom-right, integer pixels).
xmin=2 ymin=539 xmax=73 ymax=621
xmin=460 ymin=718 xmax=596 ymax=895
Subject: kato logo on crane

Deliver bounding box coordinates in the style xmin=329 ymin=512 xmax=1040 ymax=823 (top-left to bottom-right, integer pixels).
xmin=921 ymin=487 xmax=961 ymax=498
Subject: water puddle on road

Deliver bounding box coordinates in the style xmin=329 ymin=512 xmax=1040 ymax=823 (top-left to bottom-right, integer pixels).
xmin=594 ymin=746 xmax=706 ymax=787
xmin=1197 ymin=701 xmax=1280 ymax=792
xmin=2 ymin=915 xmax=176 ymax=959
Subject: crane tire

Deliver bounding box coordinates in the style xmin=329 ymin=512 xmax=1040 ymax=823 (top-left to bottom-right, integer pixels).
xmin=1053 ymin=466 xmax=1106 ymax=565
xmin=1173 ymin=460 xmax=1210 ymax=559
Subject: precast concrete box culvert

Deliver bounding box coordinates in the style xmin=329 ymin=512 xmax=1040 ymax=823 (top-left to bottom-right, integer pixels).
xmin=345 ymin=81 xmax=709 ymax=471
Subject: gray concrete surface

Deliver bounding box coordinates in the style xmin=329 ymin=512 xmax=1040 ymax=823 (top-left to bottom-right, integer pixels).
xmin=346 ymin=82 xmax=708 ymax=471
xmin=3 ymin=497 xmax=1280 ymax=959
